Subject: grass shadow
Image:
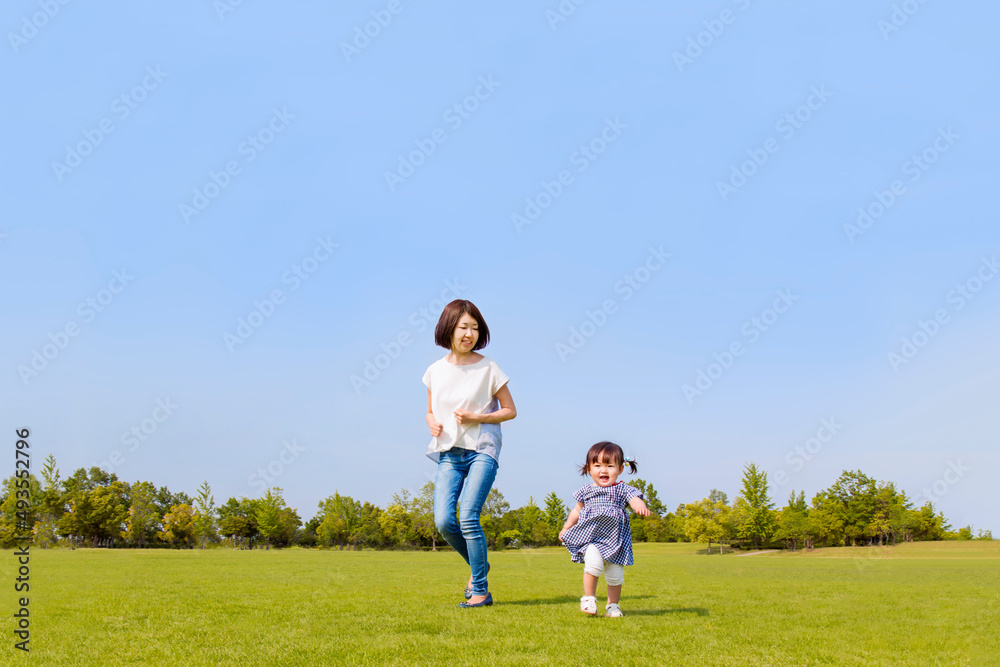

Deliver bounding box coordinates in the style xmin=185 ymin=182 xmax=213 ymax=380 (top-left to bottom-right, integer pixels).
xmin=627 ymin=607 xmax=709 ymax=617
xmin=501 ymin=594 xmax=655 ymax=607
xmin=692 ymin=547 xmax=739 ymax=556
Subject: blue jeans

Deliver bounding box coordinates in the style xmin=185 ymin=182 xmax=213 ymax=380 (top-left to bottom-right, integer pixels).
xmin=434 ymin=448 xmax=497 ymax=596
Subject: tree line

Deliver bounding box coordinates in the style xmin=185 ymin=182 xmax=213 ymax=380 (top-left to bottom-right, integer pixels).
xmin=675 ymin=464 xmax=991 ymax=554
xmin=1 ymin=456 xmax=991 ymax=551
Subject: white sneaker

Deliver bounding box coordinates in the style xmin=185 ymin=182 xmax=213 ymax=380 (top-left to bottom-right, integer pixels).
xmin=605 ymin=603 xmax=623 ymax=618
xmin=580 ymin=596 xmax=597 ymax=615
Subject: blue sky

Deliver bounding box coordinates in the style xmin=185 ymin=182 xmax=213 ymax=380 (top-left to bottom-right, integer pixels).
xmin=3 ymin=1 xmax=997 ymax=532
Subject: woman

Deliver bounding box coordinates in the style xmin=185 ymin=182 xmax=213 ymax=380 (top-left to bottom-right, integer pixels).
xmin=422 ymin=300 xmax=517 ymax=608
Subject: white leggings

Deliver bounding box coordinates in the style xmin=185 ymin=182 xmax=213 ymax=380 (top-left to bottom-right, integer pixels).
xmin=583 ymin=544 xmax=624 ymax=586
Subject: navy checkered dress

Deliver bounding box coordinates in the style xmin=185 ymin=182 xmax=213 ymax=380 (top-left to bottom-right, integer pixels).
xmin=562 ymin=483 xmax=642 ymax=566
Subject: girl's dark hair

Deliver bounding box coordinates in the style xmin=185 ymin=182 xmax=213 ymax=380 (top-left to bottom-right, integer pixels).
xmin=434 ymin=300 xmax=490 ymax=351
xmin=579 ymin=441 xmax=638 ymax=475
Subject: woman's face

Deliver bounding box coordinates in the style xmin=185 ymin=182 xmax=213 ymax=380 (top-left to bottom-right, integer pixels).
xmin=451 ymin=312 xmax=479 ymax=353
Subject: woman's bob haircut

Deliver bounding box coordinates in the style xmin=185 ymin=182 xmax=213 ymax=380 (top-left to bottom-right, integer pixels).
xmin=434 ymin=300 xmax=490 ymax=351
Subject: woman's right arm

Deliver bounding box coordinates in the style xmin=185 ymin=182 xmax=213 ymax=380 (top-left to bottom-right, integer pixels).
xmin=426 ymin=389 xmax=443 ymax=437
xmin=558 ymin=502 xmax=585 ymax=542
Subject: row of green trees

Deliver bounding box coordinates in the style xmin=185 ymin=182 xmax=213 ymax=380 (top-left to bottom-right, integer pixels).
xmin=1 ymin=457 xmax=990 ymax=551
xmin=0 ymin=456 xmax=301 ymax=549
xmin=300 ymin=485 xmax=574 ymax=551
xmin=672 ymin=465 xmax=992 ymax=553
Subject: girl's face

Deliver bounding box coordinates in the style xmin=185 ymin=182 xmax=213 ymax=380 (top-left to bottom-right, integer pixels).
xmin=451 ymin=313 xmax=479 ymax=353
xmin=588 ymin=455 xmax=624 ymax=487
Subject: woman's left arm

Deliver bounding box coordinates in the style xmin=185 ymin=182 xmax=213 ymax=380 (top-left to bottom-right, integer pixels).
xmin=454 ymin=384 xmax=517 ymax=425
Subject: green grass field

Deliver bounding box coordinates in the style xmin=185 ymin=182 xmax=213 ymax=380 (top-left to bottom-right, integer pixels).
xmin=4 ymin=541 xmax=998 ymax=665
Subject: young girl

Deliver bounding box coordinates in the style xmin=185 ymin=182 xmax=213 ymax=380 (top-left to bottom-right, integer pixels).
xmin=559 ymin=441 xmax=650 ymax=617
xmin=422 ymin=299 xmax=516 ymax=608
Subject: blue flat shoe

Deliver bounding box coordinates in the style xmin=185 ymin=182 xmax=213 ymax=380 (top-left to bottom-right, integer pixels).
xmin=464 ymin=562 xmax=491 ymax=600
xmin=458 ymin=593 xmax=493 ymax=608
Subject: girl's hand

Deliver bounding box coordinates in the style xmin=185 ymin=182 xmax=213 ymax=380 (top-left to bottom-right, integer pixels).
xmin=631 ymin=498 xmax=651 ymax=517
xmin=453 ymin=409 xmax=481 ymax=425
xmin=560 ymin=503 xmax=583 ymax=542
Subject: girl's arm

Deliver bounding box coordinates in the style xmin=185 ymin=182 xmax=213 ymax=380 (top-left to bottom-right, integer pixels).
xmin=629 ymin=496 xmax=650 ymax=517
xmin=558 ymin=502 xmax=584 ymax=541
xmin=454 ymin=383 xmax=517 ymax=425
xmin=426 ymin=389 xmax=443 ymax=437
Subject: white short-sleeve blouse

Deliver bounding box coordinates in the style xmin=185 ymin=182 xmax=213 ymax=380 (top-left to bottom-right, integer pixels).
xmin=422 ymin=355 xmax=509 ymax=462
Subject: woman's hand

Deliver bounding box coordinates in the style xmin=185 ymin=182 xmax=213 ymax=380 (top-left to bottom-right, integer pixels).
xmin=427 ymin=414 xmax=443 ymax=437
xmin=453 ymin=409 xmax=481 ymax=425
xmin=426 ymin=390 xmax=443 ymax=437
xmin=558 ymin=527 xmax=569 ymax=542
